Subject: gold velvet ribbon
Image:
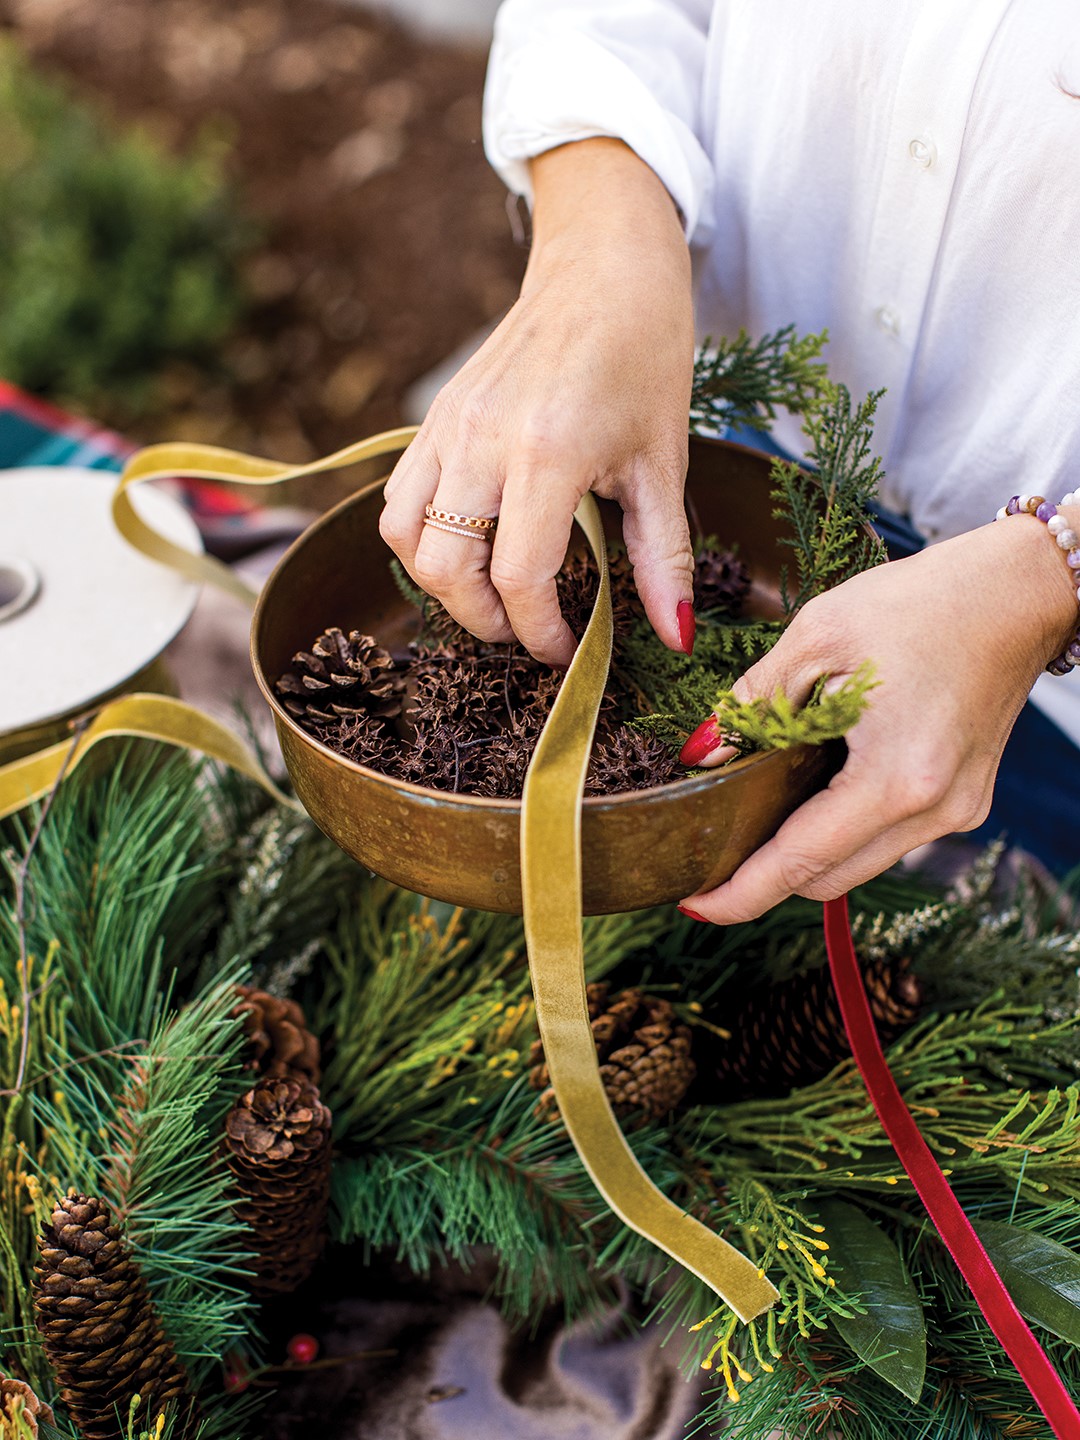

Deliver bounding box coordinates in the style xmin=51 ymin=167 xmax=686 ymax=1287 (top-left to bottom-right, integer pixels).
xmin=0 ymin=428 xmax=778 ymax=1319
xmin=524 ymin=495 xmax=777 ymax=1321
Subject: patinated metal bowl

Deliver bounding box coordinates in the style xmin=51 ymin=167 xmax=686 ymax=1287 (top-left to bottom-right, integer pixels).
xmin=250 ymin=436 xmax=841 ymax=914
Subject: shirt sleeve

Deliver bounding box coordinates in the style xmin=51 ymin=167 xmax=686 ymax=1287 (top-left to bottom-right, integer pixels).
xmin=482 ymin=0 xmax=715 ymax=243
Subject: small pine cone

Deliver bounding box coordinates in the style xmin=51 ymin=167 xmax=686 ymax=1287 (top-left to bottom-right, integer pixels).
xmin=275 ymin=628 xmax=402 ymax=726
xmin=530 ymin=983 xmax=696 ymax=1124
xmin=585 ymin=726 xmax=684 ymax=796
xmin=233 ymin=985 xmax=321 ymax=1084
xmin=224 ymin=1076 xmax=333 ymax=1297
xmin=33 ymin=1193 xmax=195 ymax=1440
xmin=708 ymin=956 xmax=924 ymax=1100
xmin=1 ymin=1375 xmax=55 ymax=1438
xmin=693 ymin=546 xmax=752 ymax=615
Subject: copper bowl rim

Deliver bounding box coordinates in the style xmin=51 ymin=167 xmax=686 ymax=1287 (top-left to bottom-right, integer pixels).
xmin=249 ymin=462 xmax=794 ymax=814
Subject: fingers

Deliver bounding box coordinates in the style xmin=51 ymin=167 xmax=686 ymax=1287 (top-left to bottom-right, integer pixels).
xmin=617 ymin=454 xmax=695 ymax=653
xmin=680 ymin=767 xmax=914 ymax=923
xmin=682 ymin=632 xmax=824 ymax=768
xmin=379 ymin=435 xmax=440 ymax=577
xmin=491 ymin=447 xmax=580 ymax=666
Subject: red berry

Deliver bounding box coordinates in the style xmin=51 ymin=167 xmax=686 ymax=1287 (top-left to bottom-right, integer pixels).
xmin=286 ymin=1333 xmax=319 ymax=1365
xmin=223 ymin=1364 xmax=249 ymax=1394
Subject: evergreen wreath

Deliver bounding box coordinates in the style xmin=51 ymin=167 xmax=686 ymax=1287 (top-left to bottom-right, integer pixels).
xmin=3 ymin=749 xmax=1080 ymax=1440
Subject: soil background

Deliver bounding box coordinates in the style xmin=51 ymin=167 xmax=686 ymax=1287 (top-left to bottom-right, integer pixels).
xmin=0 ymin=0 xmax=528 ymax=504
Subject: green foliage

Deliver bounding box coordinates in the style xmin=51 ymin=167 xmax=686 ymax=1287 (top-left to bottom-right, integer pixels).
xmin=974 ymin=1220 xmax=1080 ymax=1346
xmin=690 ymin=326 xmax=830 ymax=435
xmin=710 ymin=663 xmax=878 ymax=753
xmin=771 ymin=385 xmax=889 ymax=615
xmin=816 ymin=1200 xmax=926 ymax=1402
xmin=0 ymin=40 xmax=252 ymax=415
xmin=0 ymin=754 xmax=265 ymax=1433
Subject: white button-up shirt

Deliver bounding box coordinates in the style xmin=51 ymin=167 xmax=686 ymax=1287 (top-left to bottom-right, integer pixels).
xmin=484 ymin=0 xmax=1080 ymax=533
xmin=484 ymin=0 xmax=1080 ymax=738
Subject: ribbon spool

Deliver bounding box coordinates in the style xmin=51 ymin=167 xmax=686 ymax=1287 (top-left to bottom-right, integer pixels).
xmin=0 ymin=466 xmax=201 ymax=765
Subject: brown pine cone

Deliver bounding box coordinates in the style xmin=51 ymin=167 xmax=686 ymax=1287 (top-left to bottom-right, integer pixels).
xmin=232 ymin=986 xmax=321 ymax=1084
xmin=224 ymin=1076 xmax=333 ymax=1297
xmin=530 ymin=983 xmax=696 ymax=1124
xmin=33 ymin=1193 xmax=195 ymax=1440
xmin=708 ymin=956 xmax=924 ymax=1099
xmin=556 ymin=550 xmax=644 ymax=646
xmin=693 ymin=545 xmax=752 ymax=615
xmin=1 ymin=1375 xmax=55 ymax=1438
xmin=275 ymin=628 xmax=402 ymax=726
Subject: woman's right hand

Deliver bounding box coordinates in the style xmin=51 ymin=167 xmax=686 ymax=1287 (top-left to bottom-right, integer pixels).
xmin=379 ymin=138 xmax=699 ymax=667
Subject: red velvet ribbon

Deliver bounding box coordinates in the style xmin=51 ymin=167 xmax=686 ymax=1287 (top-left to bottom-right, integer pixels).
xmin=823 ymin=894 xmax=1080 ymax=1437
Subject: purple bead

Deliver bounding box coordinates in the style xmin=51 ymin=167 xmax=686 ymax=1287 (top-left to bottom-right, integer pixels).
xmin=1036 ymin=502 xmax=1058 ymax=522
xmin=1069 ymin=642 xmax=1080 ymax=661
xmin=1006 ymin=496 xmax=1022 ymax=515
xmin=1049 ymin=658 xmax=1071 ymax=675
xmin=1068 ymin=549 xmax=1080 ymax=569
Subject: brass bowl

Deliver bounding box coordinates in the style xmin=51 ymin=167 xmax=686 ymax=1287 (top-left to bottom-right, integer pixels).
xmin=251 ymin=437 xmax=841 ymax=914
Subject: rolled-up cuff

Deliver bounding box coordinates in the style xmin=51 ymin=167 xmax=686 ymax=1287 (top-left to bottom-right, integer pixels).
xmin=483 ymin=30 xmax=714 ymax=245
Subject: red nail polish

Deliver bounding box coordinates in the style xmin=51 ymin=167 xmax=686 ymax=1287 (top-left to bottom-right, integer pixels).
xmin=677 ymin=904 xmax=710 ymax=923
xmin=679 ymin=715 xmax=722 ymax=767
xmin=677 ymin=600 xmax=696 ymax=656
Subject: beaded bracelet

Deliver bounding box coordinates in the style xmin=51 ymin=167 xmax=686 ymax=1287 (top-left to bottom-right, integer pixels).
xmin=994 ymin=491 xmax=1080 ymax=674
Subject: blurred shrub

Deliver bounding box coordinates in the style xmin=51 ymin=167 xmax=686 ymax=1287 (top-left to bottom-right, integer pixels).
xmin=0 ymin=40 xmax=253 ymax=415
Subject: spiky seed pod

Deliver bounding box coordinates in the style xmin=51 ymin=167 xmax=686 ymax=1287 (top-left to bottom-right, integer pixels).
xmin=224 ymin=1076 xmax=333 ymax=1297
xmin=32 ymin=1193 xmax=195 ymax=1440
xmin=232 ymin=985 xmax=321 ymax=1084
xmin=693 ymin=545 xmax=752 ymax=615
xmin=556 ymin=549 xmax=643 ymax=646
xmin=708 ymin=956 xmax=924 ymax=1099
xmin=585 ymin=725 xmax=685 ymax=796
xmin=0 ymin=1375 xmax=55 ymax=1438
xmin=408 ymin=659 xmax=505 ymax=733
xmin=530 ymin=983 xmax=697 ymax=1124
xmin=274 ymin=628 xmax=402 ymax=725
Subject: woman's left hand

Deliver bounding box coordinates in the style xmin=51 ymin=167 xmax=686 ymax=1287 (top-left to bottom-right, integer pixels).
xmin=678 ymin=506 xmax=1080 ymax=924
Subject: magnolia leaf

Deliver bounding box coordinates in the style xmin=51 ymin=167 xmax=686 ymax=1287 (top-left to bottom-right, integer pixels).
xmin=818 ymin=1200 xmax=926 ymax=1403
xmin=974 ymin=1220 xmax=1080 ymax=1345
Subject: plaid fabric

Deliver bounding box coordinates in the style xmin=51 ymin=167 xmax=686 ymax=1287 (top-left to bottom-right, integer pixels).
xmin=0 ymin=380 xmax=134 ymax=473
xmin=0 ymin=380 xmax=311 ymax=558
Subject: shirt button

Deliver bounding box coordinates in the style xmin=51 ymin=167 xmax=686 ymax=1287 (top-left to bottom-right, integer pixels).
xmin=875 ymin=305 xmax=901 ymax=337
xmin=908 ymin=136 xmax=936 ymax=169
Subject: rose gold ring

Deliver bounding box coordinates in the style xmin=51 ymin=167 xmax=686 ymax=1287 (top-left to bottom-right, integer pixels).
xmin=423 ymin=504 xmax=498 ymax=542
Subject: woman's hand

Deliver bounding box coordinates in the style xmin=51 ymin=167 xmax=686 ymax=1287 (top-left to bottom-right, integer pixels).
xmin=379 ymin=139 xmax=697 ymax=667
xmin=679 ymin=508 xmax=1080 ymax=923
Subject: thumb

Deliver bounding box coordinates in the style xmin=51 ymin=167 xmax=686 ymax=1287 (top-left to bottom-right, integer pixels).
xmin=680 ymin=629 xmax=822 ymax=768
xmin=617 ymin=458 xmax=695 ymax=653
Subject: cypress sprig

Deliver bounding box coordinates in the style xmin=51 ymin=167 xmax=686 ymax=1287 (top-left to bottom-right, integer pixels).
xmin=771 ymin=384 xmax=889 ymax=616
xmin=710 ymin=663 xmax=878 ymax=753
xmin=690 ymin=326 xmax=830 ymax=435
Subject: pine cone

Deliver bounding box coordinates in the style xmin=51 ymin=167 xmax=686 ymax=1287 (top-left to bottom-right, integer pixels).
xmin=224 ymin=1076 xmax=333 ymax=1297
xmin=585 ymin=726 xmax=684 ymax=796
xmin=33 ymin=1193 xmax=195 ymax=1440
xmin=1 ymin=1375 xmax=55 ymax=1438
xmin=708 ymin=956 xmax=924 ymax=1099
xmin=693 ymin=545 xmax=752 ymax=615
xmin=232 ymin=986 xmax=321 ymax=1084
xmin=530 ymin=983 xmax=696 ymax=1124
xmin=275 ymin=628 xmax=402 ymax=726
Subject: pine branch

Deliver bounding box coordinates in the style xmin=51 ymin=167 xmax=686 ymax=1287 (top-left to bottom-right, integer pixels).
xmin=771 ymin=385 xmax=889 ymax=616
xmin=690 ymin=327 xmax=829 ymax=435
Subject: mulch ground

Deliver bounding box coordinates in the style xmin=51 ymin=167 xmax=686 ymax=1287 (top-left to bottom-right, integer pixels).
xmin=0 ymin=0 xmax=527 ymax=501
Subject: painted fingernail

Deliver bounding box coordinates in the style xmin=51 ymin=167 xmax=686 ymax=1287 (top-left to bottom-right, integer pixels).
xmin=677 ymin=904 xmax=710 ymax=923
xmin=679 ymin=715 xmax=722 ymax=767
xmin=677 ymin=600 xmax=696 ymax=656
